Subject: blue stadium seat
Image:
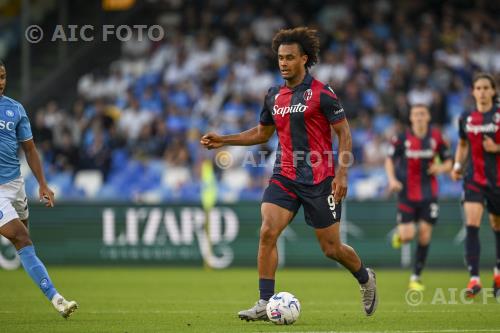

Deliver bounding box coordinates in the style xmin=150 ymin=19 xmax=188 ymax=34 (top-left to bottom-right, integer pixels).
xmin=110 ymin=149 xmax=130 ymax=172
xmin=179 ymin=181 xmax=201 ymax=202
xmin=373 ymin=114 xmax=394 ymax=135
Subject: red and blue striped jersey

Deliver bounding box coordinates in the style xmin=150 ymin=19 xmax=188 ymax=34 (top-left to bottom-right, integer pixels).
xmin=389 ymin=127 xmax=451 ymax=201
xmin=458 ymin=107 xmax=500 ymax=188
xmin=259 ymin=73 xmax=345 ymax=185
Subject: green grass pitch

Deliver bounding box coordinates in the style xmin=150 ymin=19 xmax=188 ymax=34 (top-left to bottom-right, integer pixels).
xmin=0 ymin=267 xmax=499 ymax=332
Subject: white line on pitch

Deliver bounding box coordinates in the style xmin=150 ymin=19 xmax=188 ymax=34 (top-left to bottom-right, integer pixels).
xmin=256 ymin=330 xmax=500 ymax=333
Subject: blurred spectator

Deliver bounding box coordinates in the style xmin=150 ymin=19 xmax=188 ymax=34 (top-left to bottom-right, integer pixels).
xmin=52 ymin=130 xmax=79 ymax=174
xmin=129 ymin=121 xmax=166 ymax=160
xmin=32 ymin=111 xmax=54 ymax=161
xmin=340 ymin=81 xmax=364 ymax=120
xmin=118 ymin=95 xmax=153 ymax=141
xmin=80 ymin=123 xmax=112 ymax=179
xmin=251 ymin=8 xmax=285 ymax=44
xmin=407 ymin=79 xmax=434 ymax=106
xmin=164 ymin=136 xmax=190 ymax=167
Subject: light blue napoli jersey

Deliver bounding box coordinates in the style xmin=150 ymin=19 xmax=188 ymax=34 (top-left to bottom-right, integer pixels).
xmin=0 ymin=95 xmax=33 ymax=184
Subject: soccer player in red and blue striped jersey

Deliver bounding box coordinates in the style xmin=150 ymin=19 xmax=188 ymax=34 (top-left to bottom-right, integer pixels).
xmin=451 ymin=73 xmax=500 ymax=298
xmin=386 ymin=104 xmax=453 ymax=291
xmin=201 ymin=27 xmax=378 ymax=319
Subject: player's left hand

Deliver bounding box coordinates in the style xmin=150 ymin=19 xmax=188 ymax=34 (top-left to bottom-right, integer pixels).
xmin=331 ymin=170 xmax=348 ymax=203
xmin=200 ymin=132 xmax=224 ymax=150
xmin=483 ymin=136 xmax=499 ymax=153
xmin=39 ymin=184 xmax=55 ymax=208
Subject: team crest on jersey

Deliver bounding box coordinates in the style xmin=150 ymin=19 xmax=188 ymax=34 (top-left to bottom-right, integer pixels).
xmin=5 ymin=110 xmax=14 ymax=118
xmin=404 ymin=140 xmax=411 ymax=148
xmin=303 ymin=89 xmax=312 ymax=101
xmin=494 ymin=112 xmax=500 ymax=124
xmin=430 ymin=138 xmax=436 ymax=149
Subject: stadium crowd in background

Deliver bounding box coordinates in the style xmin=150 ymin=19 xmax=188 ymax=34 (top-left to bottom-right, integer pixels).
xmin=25 ymin=0 xmax=500 ymax=201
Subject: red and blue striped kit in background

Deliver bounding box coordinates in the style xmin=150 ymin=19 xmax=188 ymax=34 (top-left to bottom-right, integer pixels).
xmin=459 ymin=107 xmax=500 ymax=189
xmin=389 ymin=127 xmax=451 ymax=202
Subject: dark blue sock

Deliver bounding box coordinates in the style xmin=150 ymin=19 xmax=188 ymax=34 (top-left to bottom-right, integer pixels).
xmin=465 ymin=226 xmax=480 ymax=277
xmin=414 ymin=243 xmax=429 ymax=277
xmin=352 ymin=264 xmax=369 ymax=284
xmin=494 ymin=230 xmax=500 ymax=270
xmin=259 ymin=278 xmax=275 ymax=301
xmin=18 ymin=245 xmax=57 ymax=300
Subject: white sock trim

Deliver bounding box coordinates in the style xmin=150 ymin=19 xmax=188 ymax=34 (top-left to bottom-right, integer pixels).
xmin=410 ymin=274 xmax=420 ymax=282
xmin=470 ymin=276 xmax=480 ymax=282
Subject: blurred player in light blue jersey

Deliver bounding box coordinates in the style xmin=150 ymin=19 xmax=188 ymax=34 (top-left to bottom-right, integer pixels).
xmin=0 ymin=60 xmax=77 ymax=318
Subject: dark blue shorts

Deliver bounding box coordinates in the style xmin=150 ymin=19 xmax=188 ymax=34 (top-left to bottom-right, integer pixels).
xmin=262 ymin=174 xmax=340 ymax=229
xmin=463 ymin=182 xmax=500 ymax=216
xmin=397 ymin=199 xmax=438 ymax=225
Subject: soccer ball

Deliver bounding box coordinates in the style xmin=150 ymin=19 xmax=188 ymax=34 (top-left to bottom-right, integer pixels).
xmin=266 ymin=292 xmax=301 ymax=325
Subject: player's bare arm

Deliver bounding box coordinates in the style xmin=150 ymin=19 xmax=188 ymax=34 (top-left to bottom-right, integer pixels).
xmin=384 ymin=157 xmax=403 ymax=193
xmin=451 ymin=138 xmax=469 ymax=181
xmin=200 ymin=124 xmax=275 ymax=149
xmin=331 ymin=119 xmax=351 ymax=203
xmin=21 ymin=139 xmax=54 ymax=207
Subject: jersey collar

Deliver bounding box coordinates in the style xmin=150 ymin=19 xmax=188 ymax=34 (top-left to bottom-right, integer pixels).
xmin=282 ymin=72 xmax=313 ymax=91
xmin=474 ymin=105 xmax=496 ymax=114
xmin=408 ymin=126 xmax=430 ymax=139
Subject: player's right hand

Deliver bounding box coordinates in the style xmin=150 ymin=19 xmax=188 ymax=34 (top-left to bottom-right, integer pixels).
xmin=39 ymin=184 xmax=55 ymax=208
xmin=483 ymin=136 xmax=499 ymax=153
xmin=200 ymin=132 xmax=224 ymax=150
xmin=450 ymin=169 xmax=463 ymax=181
xmin=331 ymin=171 xmax=348 ymax=203
xmin=388 ymin=179 xmax=403 ymax=193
